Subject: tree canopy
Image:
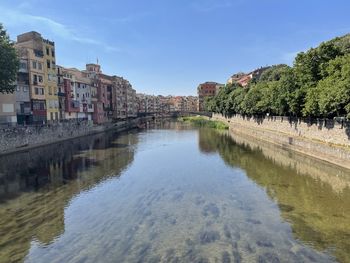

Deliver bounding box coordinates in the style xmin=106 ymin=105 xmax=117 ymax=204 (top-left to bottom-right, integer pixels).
xmin=0 ymin=23 xmax=19 ymax=93
xmin=206 ymin=34 xmax=350 ymax=119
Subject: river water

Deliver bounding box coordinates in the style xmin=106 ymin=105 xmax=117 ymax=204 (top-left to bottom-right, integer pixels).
xmin=0 ymin=121 xmax=349 ymax=263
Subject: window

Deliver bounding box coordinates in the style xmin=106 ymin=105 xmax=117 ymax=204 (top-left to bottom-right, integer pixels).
xmin=51 ymin=50 xmax=55 ymax=57
xmin=38 ymin=62 xmax=42 ymax=70
xmin=20 ymin=62 xmax=27 ymax=70
xmin=77 ymin=93 xmax=79 ymax=98
xmin=38 ymin=75 xmax=43 ymax=83
xmin=32 ymin=61 xmax=37 ymax=69
xmin=33 ymin=74 xmax=38 ymax=84
xmin=2 ymin=104 xmax=14 ymax=113
xmin=46 ymin=47 xmax=50 ymax=56
xmin=47 ymin=60 xmax=50 ymax=69
xmin=35 ymin=87 xmax=44 ymax=95
xmin=23 ymin=86 xmax=29 ymax=92
xmin=49 ymin=87 xmax=52 ymax=95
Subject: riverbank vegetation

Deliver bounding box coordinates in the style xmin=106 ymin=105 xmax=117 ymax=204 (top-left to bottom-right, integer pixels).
xmin=206 ymin=34 xmax=350 ymax=119
xmin=179 ymin=116 xmax=229 ymax=130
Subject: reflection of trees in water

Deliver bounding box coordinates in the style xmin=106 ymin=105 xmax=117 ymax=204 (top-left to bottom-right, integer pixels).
xmin=0 ymin=130 xmax=138 ymax=262
xmin=198 ymin=128 xmax=350 ymax=263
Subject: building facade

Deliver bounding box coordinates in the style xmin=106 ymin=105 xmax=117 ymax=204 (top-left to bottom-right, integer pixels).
xmin=16 ymin=31 xmax=60 ymax=123
xmin=0 ymin=93 xmax=17 ymax=126
xmin=197 ymin=82 xmax=224 ymax=111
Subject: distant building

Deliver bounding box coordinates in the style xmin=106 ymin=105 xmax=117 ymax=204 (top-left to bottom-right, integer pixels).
xmin=227 ymin=67 xmax=270 ymax=87
xmin=197 ymin=82 xmax=224 ymax=111
xmin=227 ymin=72 xmax=245 ymax=86
xmin=184 ymin=96 xmax=198 ymax=112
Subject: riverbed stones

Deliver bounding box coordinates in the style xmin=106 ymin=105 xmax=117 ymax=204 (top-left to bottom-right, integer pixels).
xmin=198 ymin=229 xmax=221 ymax=244
xmin=202 ymin=203 xmax=220 ymax=218
xmin=256 ymin=239 xmax=274 ymax=248
xmin=257 ymin=252 xmax=280 ymax=263
xmin=222 ymin=251 xmax=231 ymax=263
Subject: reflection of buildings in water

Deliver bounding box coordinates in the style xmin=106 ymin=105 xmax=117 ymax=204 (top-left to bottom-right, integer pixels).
xmin=0 ymin=131 xmax=138 ymax=262
xmin=198 ymin=128 xmax=350 ymax=263
xmin=137 ymin=119 xmax=197 ymax=131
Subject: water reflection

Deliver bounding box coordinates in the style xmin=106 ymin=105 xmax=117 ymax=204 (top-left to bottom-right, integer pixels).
xmin=0 ymin=123 xmax=349 ymax=263
xmin=0 ymin=130 xmax=138 ymax=262
xmin=198 ymin=128 xmax=350 ymax=263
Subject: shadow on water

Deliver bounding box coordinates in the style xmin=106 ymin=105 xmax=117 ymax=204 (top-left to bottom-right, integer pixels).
xmin=0 ymin=129 xmax=138 ymax=262
xmin=198 ymin=128 xmax=350 ymax=263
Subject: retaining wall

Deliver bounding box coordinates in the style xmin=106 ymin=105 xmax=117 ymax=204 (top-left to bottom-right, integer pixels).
xmin=0 ymin=117 xmax=153 ymax=155
xmin=212 ymin=114 xmax=350 ymax=169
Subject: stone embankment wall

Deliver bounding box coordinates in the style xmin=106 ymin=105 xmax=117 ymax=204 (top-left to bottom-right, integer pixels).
xmin=0 ymin=117 xmax=151 ymax=155
xmin=212 ymin=114 xmax=350 ymax=169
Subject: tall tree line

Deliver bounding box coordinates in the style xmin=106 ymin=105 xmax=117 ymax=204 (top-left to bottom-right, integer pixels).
xmin=206 ymin=34 xmax=350 ymax=119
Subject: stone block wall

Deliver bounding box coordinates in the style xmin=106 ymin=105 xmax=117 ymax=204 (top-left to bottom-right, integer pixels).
xmin=213 ymin=114 xmax=350 ymax=146
xmin=212 ymin=114 xmax=350 ymax=169
xmin=0 ymin=121 xmax=95 ymax=153
xmin=0 ymin=116 xmax=158 ymax=154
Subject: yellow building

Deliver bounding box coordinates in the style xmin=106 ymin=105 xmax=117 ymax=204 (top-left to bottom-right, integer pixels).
xmin=43 ymin=39 xmax=59 ymax=121
xmin=16 ymin=32 xmax=60 ymax=123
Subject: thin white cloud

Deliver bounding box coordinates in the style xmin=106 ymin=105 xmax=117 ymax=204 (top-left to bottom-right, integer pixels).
xmin=1 ymin=7 xmax=120 ymax=52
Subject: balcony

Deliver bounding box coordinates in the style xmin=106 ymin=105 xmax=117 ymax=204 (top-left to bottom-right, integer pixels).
xmin=58 ymin=92 xmax=66 ymax=97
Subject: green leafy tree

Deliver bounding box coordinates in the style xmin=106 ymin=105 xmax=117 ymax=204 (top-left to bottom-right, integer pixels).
xmin=258 ymin=64 xmax=289 ymax=82
xmin=316 ymin=54 xmax=350 ymax=118
xmin=207 ymin=34 xmax=350 ymax=119
xmin=0 ymin=23 xmax=18 ymax=93
xmin=241 ymin=84 xmax=263 ymax=115
xmin=230 ymin=86 xmax=247 ymax=114
xmin=303 ymin=87 xmax=320 ymax=117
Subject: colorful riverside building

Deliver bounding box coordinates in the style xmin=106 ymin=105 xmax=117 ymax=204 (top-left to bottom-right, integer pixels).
xmin=56 ymin=66 xmax=78 ymax=119
xmin=226 ymin=67 xmax=270 ymax=87
xmin=0 ymin=92 xmax=17 ymax=126
xmin=15 ymin=55 xmax=31 ymax=125
xmin=15 ymin=31 xmax=59 ymax=124
xmin=0 ymin=30 xmax=194 ymax=127
xmin=197 ymin=82 xmax=224 ymax=111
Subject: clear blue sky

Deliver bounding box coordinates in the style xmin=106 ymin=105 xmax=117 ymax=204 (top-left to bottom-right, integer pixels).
xmin=1 ymin=0 xmax=350 ymax=95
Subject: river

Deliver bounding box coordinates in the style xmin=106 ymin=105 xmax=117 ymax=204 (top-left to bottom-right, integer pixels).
xmin=0 ymin=121 xmax=349 ymax=263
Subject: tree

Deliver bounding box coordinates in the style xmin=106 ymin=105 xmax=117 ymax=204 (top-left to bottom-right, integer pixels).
xmin=0 ymin=23 xmax=18 ymax=93
xmin=258 ymin=64 xmax=289 ymax=82
xmin=316 ymin=54 xmax=350 ymax=118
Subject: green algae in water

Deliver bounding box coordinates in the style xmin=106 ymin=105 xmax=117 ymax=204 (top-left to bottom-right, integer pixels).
xmin=179 ymin=116 xmax=229 ymax=129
